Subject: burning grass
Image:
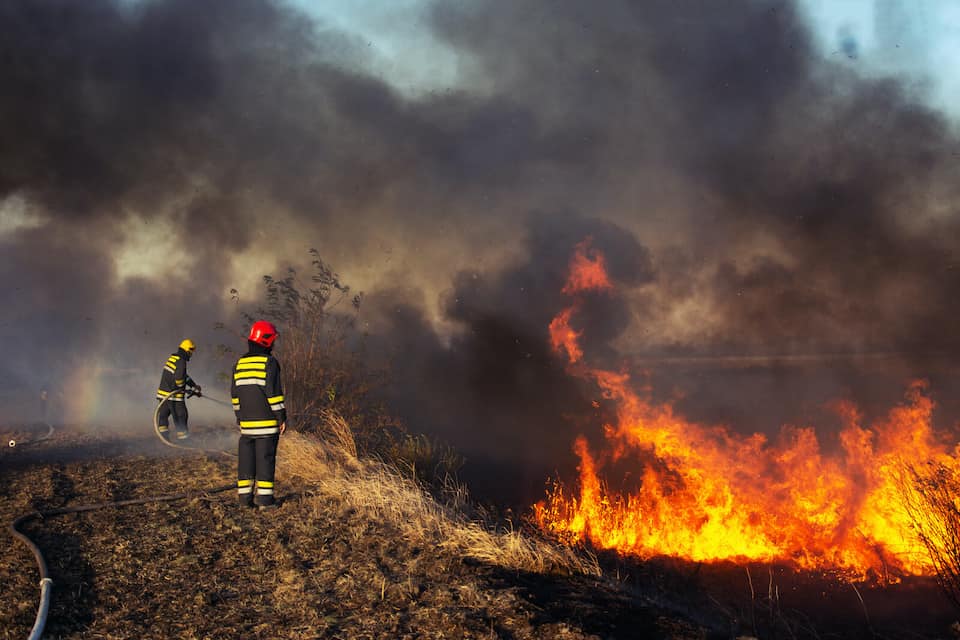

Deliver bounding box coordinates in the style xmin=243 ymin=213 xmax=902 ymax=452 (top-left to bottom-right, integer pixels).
xmin=898 ymin=459 xmax=960 ymax=610
xmin=538 ymin=240 xmax=960 ymax=582
xmin=2 ymin=421 xmax=957 ymax=638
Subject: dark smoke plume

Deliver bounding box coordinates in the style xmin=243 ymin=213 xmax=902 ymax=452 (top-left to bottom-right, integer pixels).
xmin=3 ymin=0 xmax=960 ymax=502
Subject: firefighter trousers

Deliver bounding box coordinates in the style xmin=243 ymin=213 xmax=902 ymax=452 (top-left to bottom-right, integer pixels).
xmin=238 ymin=434 xmax=279 ymax=506
xmin=157 ymin=400 xmax=188 ymax=437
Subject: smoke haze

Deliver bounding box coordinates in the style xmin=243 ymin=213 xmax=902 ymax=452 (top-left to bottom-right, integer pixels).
xmin=3 ymin=0 xmax=959 ymax=503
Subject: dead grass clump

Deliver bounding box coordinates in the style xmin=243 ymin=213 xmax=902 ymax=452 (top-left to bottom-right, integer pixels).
xmin=279 ymin=415 xmax=600 ymax=578
xmin=898 ymin=460 xmax=960 ymax=610
xmin=387 ymin=433 xmax=466 ymax=489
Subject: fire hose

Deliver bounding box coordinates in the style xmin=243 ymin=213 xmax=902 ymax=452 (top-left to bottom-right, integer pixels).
xmin=11 ymin=485 xmax=234 ymax=640
xmin=152 ymin=386 xmax=236 ymax=457
xmin=11 ymin=388 xmax=237 ymax=640
xmin=7 ymin=422 xmax=54 ymax=449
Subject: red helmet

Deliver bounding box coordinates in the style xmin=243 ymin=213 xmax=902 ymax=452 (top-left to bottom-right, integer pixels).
xmin=248 ymin=320 xmax=278 ymax=348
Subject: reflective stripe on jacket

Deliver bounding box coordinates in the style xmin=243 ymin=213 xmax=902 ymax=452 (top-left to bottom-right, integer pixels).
xmin=230 ymin=350 xmax=286 ymax=436
xmin=157 ymin=350 xmax=194 ymax=401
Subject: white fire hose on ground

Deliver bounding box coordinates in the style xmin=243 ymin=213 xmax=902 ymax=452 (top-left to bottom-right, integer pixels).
xmin=153 ymin=386 xmax=236 ymax=457
xmin=2 ymin=421 xmax=55 ymax=640
xmin=7 ymin=422 xmax=54 ymax=449
xmin=11 ymin=485 xmax=234 ymax=640
xmin=11 ymin=388 xmax=237 ymax=639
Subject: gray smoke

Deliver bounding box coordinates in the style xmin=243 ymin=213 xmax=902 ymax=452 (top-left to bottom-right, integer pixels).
xmin=2 ymin=0 xmax=959 ymax=503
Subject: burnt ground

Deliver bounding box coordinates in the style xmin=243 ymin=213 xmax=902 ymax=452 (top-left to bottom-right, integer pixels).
xmin=0 ymin=423 xmax=957 ymax=640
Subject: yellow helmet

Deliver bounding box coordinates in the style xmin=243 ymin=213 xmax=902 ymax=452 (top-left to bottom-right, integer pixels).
xmin=179 ymin=339 xmax=196 ymax=353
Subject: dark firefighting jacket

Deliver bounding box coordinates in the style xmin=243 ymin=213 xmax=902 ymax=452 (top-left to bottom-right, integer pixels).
xmin=230 ymin=343 xmax=286 ymax=436
xmin=156 ymin=348 xmax=196 ymax=402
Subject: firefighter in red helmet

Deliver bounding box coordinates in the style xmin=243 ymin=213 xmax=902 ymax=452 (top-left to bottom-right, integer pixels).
xmin=230 ymin=320 xmax=286 ymax=509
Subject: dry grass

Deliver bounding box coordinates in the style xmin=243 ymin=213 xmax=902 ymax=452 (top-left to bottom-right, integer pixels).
xmin=280 ymin=411 xmax=601 ymax=578
xmin=3 ymin=425 xmax=949 ymax=638
xmin=898 ymin=459 xmax=960 ymax=610
xmin=0 ymin=425 xmax=709 ymax=640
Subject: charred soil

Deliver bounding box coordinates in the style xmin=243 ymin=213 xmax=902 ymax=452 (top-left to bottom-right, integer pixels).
xmin=1 ymin=424 xmax=955 ymax=639
xmin=0 ymin=425 xmax=716 ymax=640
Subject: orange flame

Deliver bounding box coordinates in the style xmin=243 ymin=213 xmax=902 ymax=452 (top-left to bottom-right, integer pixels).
xmin=548 ymin=238 xmax=612 ymax=363
xmin=536 ymin=242 xmax=958 ymax=580
xmin=549 ymin=307 xmax=583 ymax=364
xmin=562 ymin=237 xmax=612 ymax=295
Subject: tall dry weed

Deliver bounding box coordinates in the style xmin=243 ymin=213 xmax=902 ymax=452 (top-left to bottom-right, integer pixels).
xmin=898 ymin=460 xmax=960 ymax=610
xmin=219 ymin=250 xmax=401 ymax=453
xmin=278 ymin=414 xmax=599 ymax=577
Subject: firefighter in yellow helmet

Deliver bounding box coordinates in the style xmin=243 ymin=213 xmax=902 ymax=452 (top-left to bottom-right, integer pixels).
xmin=156 ymin=339 xmax=202 ymax=441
